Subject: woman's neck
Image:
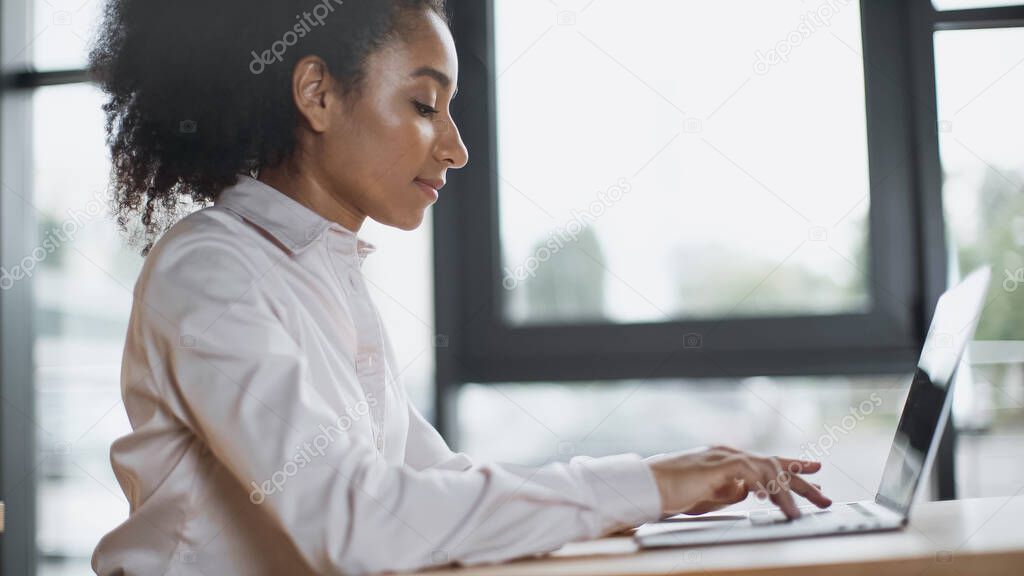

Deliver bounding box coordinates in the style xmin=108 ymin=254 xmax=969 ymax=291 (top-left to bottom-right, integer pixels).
xmin=258 ymin=162 xmax=366 ymax=233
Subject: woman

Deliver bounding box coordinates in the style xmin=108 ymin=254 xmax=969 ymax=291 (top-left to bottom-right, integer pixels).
xmin=89 ymin=0 xmax=831 ymax=574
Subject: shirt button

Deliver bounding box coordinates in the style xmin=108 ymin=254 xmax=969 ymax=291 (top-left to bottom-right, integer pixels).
xmin=356 ymin=353 xmax=375 ymax=373
xmin=347 ymin=271 xmax=360 ymax=291
xmin=375 ymin=436 xmax=384 ymax=451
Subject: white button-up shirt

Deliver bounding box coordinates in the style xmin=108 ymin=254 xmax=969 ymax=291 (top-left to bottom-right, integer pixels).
xmin=92 ymin=175 xmax=661 ymax=575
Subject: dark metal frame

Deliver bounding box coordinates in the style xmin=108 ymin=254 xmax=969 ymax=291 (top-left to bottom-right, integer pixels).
xmin=934 ymin=4 xmax=1024 ymax=30
xmin=1 ymin=1 xmax=39 ymax=575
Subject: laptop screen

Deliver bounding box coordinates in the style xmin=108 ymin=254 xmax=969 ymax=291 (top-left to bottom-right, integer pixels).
xmin=875 ymin=267 xmax=990 ymax=515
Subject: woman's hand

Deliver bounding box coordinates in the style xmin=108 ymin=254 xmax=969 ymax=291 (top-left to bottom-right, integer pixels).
xmin=644 ymin=445 xmax=832 ymax=519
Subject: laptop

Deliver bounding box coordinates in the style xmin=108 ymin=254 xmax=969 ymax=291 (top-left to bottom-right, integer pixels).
xmin=635 ymin=266 xmax=992 ymax=549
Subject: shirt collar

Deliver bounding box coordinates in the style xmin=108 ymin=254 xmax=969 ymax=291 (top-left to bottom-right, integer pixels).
xmin=215 ymin=175 xmax=376 ymax=263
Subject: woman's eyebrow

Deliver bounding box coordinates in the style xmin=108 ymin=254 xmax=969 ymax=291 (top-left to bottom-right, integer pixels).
xmin=410 ymin=65 xmax=458 ymax=97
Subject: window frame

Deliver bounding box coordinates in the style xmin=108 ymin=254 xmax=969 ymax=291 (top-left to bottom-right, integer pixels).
xmin=433 ymin=0 xmax=1024 ymax=489
xmin=1 ymin=1 xmax=40 ymax=574
xmin=437 ymin=0 xmax=933 ymax=391
xmin=912 ymin=0 xmax=1024 ymax=502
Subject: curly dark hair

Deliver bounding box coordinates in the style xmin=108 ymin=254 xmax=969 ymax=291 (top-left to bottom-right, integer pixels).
xmin=89 ymin=0 xmax=449 ymax=254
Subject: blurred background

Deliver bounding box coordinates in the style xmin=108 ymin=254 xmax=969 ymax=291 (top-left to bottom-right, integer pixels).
xmin=1 ymin=0 xmax=1023 ymax=574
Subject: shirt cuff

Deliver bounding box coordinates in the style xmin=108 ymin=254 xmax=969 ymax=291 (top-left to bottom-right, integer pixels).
xmin=572 ymin=453 xmax=663 ymax=536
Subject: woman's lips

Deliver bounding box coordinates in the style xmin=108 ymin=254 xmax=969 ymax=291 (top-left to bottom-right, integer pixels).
xmin=414 ymin=179 xmax=441 ymax=201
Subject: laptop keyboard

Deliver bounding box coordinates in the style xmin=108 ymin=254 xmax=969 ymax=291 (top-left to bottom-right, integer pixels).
xmin=749 ymin=502 xmax=878 ymax=531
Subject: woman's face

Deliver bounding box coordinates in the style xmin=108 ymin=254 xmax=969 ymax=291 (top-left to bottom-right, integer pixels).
xmin=315 ymin=9 xmax=468 ymax=231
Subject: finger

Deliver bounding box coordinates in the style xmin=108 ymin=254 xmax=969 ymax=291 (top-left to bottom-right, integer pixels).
xmin=788 ymin=473 xmax=832 ymax=508
xmin=763 ymin=458 xmax=801 ymax=519
xmin=776 ymin=457 xmax=822 ymax=475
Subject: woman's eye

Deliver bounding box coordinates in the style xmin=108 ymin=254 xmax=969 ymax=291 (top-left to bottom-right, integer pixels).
xmin=413 ymin=100 xmax=438 ymax=118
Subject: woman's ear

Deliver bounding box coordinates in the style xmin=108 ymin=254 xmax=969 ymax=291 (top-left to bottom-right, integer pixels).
xmin=292 ymin=55 xmax=340 ymax=133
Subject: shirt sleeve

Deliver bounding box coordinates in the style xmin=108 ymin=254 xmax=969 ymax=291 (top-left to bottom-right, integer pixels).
xmin=403 ymin=399 xmax=474 ymax=472
xmin=402 ymin=395 xmax=660 ymax=534
xmin=141 ymin=239 xmax=662 ymax=575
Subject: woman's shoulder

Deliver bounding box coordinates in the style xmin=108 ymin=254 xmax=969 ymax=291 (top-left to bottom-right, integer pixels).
xmin=149 ymin=203 xmax=271 ymax=260
xmin=135 ymin=204 xmax=275 ymax=296
xmin=125 ymin=204 xmax=292 ymax=357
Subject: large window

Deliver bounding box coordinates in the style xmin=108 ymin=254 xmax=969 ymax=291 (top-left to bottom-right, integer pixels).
xmin=436 ymin=0 xmax=1024 ymax=507
xmin=437 ymin=0 xmax=925 ymax=391
xmin=495 ymin=0 xmax=873 ymax=326
xmin=31 ymin=82 xmax=139 ymax=576
xmin=935 ymin=26 xmax=1024 ymax=342
xmin=933 ymin=21 xmax=1024 ymax=498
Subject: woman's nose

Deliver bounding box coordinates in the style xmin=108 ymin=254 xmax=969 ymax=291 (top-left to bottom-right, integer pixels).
xmin=435 ymin=118 xmax=469 ymax=169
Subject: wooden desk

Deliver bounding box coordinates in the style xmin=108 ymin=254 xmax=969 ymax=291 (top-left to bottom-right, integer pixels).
xmin=425 ymin=496 xmax=1024 ymax=575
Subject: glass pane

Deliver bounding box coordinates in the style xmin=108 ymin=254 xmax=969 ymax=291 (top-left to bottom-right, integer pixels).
xmin=458 ymin=376 xmax=912 ymax=505
xmin=935 ymin=27 xmax=1024 ymax=342
xmin=495 ymin=0 xmax=872 ymax=325
xmin=955 ymin=361 xmax=1024 ymax=497
xmin=32 ymin=83 xmax=140 ymax=575
xmin=31 ymin=0 xmax=105 ymax=70
xmin=935 ymin=27 xmax=1024 ymax=498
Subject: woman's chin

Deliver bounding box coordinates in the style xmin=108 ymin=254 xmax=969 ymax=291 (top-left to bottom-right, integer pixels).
xmin=380 ymin=209 xmax=427 ymax=231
